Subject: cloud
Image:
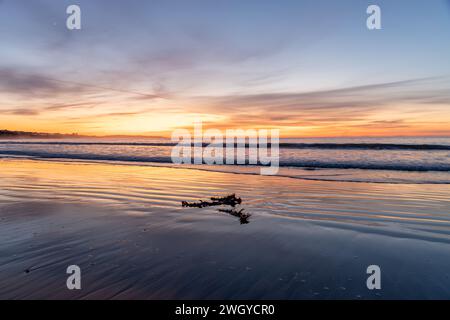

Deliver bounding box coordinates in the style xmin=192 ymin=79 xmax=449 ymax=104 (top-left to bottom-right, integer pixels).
xmin=43 ymin=102 xmax=96 ymax=112
xmin=194 ymin=77 xmax=450 ymax=114
xmin=0 ymin=67 xmax=165 ymax=101
xmin=0 ymin=108 xmax=40 ymax=116
xmin=0 ymin=68 xmax=85 ymax=98
xmin=176 ymin=77 xmax=450 ymax=130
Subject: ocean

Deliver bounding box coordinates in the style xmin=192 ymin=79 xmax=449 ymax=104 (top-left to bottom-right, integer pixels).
xmin=1 ymin=136 xmax=449 ymax=184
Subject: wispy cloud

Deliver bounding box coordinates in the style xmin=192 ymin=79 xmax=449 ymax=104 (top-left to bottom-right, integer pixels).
xmin=0 ymin=68 xmax=85 ymax=98
xmin=1 ymin=108 xmax=40 ymax=116
xmin=0 ymin=67 xmax=165 ymax=100
xmin=173 ymin=77 xmax=450 ymax=134
xmin=194 ymin=77 xmax=450 ymax=117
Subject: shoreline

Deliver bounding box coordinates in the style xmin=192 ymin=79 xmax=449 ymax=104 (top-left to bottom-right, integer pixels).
xmin=1 ymin=158 xmax=450 ymax=299
xmin=1 ymin=156 xmax=449 ymax=185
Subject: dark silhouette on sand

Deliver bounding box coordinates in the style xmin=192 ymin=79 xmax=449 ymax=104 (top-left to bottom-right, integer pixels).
xmin=182 ymin=194 xmax=250 ymax=224
xmin=182 ymin=194 xmax=242 ymax=208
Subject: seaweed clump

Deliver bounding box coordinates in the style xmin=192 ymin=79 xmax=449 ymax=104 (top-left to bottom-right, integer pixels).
xmin=182 ymin=194 xmax=251 ymax=224
xmin=182 ymin=194 xmax=242 ymax=208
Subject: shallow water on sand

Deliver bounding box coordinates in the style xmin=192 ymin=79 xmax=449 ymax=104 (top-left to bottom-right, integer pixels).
xmin=0 ymin=159 xmax=450 ymax=299
xmin=2 ymin=136 xmax=450 ymax=184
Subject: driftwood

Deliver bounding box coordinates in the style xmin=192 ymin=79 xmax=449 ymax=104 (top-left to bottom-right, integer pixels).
xmin=182 ymin=194 xmax=242 ymax=208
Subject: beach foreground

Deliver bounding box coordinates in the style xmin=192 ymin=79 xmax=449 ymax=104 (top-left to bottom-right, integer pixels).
xmin=0 ymin=159 xmax=449 ymax=299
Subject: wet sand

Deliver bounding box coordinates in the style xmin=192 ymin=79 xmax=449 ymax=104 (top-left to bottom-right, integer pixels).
xmin=0 ymin=159 xmax=450 ymax=299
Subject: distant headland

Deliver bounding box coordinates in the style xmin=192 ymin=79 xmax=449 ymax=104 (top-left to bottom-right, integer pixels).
xmin=0 ymin=130 xmax=164 ymax=139
xmin=0 ymin=130 xmax=84 ymax=139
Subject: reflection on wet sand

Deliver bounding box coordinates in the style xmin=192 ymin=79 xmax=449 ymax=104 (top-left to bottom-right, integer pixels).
xmin=218 ymin=208 xmax=252 ymax=224
xmin=1 ymin=159 xmax=450 ymax=299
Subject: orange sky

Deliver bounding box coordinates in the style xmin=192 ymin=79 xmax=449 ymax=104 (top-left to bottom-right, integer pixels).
xmin=2 ymin=78 xmax=450 ymax=138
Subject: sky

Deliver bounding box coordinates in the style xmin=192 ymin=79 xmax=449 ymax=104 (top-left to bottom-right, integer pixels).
xmin=1 ymin=0 xmax=450 ymax=137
